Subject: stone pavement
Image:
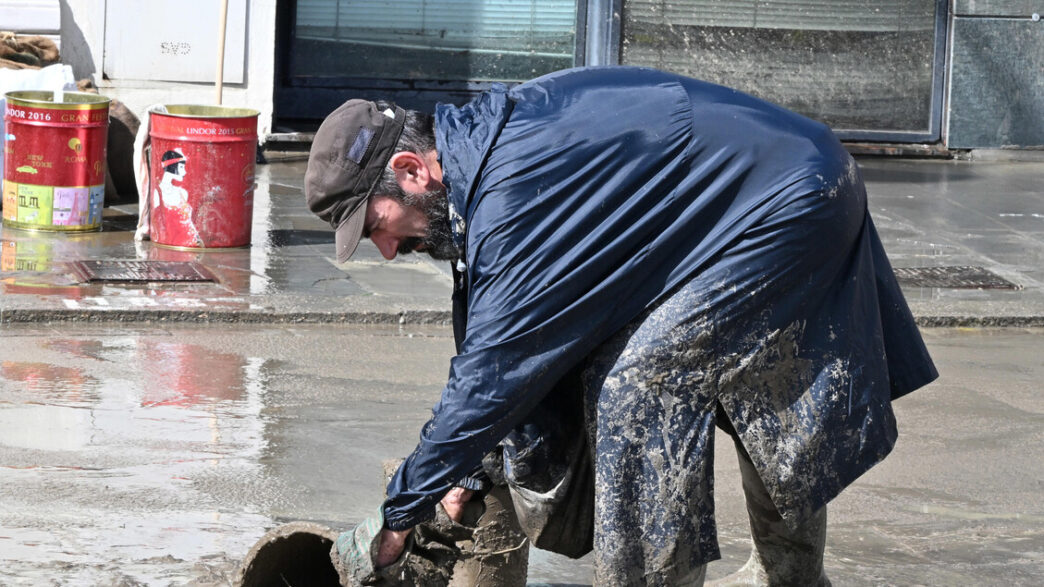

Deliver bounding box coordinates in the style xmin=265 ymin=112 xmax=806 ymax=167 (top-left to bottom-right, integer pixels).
xmin=1 ymin=156 xmax=1042 ymax=326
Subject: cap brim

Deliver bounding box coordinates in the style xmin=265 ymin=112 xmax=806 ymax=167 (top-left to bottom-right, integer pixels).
xmin=334 ymin=203 xmax=367 ymax=263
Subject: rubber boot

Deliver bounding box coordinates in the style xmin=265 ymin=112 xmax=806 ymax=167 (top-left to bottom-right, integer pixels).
xmin=709 ymin=443 xmax=830 ymax=587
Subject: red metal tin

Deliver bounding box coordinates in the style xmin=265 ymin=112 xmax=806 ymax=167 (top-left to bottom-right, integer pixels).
xmin=148 ymin=105 xmax=258 ymax=248
xmin=3 ymin=91 xmax=110 ymax=231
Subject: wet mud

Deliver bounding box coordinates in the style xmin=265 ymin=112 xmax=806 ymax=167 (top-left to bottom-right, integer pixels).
xmin=0 ymin=325 xmax=1042 ymax=585
xmin=0 ymin=323 xmax=455 ymax=585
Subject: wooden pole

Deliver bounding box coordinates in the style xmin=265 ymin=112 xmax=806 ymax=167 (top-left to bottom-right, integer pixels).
xmin=215 ymin=0 xmax=229 ymax=105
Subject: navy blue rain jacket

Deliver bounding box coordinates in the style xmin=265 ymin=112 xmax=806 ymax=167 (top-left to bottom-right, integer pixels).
xmin=382 ymin=67 xmax=937 ymax=530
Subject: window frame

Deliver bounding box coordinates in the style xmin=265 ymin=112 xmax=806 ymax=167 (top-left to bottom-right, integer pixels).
xmin=274 ymin=0 xmax=590 ymax=121
xmin=275 ymin=0 xmax=947 ymax=143
xmin=589 ymin=0 xmax=948 ymax=143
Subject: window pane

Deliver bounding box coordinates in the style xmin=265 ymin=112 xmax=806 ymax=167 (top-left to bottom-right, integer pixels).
xmin=293 ymin=0 xmax=578 ymax=82
xmin=620 ymin=1 xmax=938 ymax=133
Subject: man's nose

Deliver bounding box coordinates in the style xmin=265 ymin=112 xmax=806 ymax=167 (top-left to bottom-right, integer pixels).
xmin=371 ymin=233 xmax=399 ymax=260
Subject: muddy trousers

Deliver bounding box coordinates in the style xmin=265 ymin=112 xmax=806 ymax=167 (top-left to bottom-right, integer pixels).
xmin=580 ymin=275 xmax=727 ymax=586
xmin=712 ymin=412 xmax=831 ymax=587
xmin=580 ymin=272 xmax=832 ymax=586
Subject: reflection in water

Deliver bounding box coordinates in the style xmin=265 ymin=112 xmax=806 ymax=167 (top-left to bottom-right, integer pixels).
xmin=1 ymin=234 xmax=63 ymax=273
xmin=1 ymin=361 xmax=98 ymax=397
xmin=0 ymin=333 xmax=272 ymax=583
xmin=0 ymin=402 xmax=96 ymax=452
xmin=138 ymin=341 xmax=248 ymax=406
xmin=0 ymin=233 xmax=87 ymax=296
xmin=0 ymin=362 xmax=100 ymax=452
xmin=249 ymin=163 xmax=273 ymax=296
xmin=45 ymin=338 xmax=118 ymax=362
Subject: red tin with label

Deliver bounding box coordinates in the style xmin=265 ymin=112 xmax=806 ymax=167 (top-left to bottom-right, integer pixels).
xmin=3 ymin=90 xmax=109 ymax=231
xmin=148 ymin=105 xmax=258 ymax=248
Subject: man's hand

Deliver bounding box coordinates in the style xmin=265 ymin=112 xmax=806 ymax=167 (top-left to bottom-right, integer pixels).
xmin=374 ymin=487 xmax=474 ymax=568
xmin=376 ymin=527 xmax=411 ymax=568
xmin=440 ymin=486 xmax=474 ymax=523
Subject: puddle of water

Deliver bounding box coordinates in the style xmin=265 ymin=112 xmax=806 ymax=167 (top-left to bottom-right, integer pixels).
xmin=0 ymin=334 xmax=273 ymax=584
xmin=138 ymin=341 xmax=250 ymax=406
xmin=1 ymin=361 xmax=99 ymax=395
xmin=0 ymin=510 xmax=266 ymax=585
xmin=0 ymin=404 xmax=96 ymax=451
xmin=44 ymin=338 xmax=116 ymax=362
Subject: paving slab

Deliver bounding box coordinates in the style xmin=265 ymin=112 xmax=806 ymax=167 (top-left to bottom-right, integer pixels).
xmin=1 ymin=157 xmax=1042 ymax=325
xmin=859 ymin=158 xmax=1044 ymax=325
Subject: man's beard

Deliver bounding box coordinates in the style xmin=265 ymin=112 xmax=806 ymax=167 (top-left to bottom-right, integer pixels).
xmin=393 ymin=184 xmax=461 ymax=261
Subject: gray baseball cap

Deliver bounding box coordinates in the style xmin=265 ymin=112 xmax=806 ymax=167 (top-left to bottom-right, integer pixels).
xmin=305 ymin=99 xmax=406 ymax=263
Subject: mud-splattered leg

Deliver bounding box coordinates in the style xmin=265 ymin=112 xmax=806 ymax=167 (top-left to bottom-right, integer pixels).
xmin=586 ymin=367 xmax=716 ymax=586
xmin=449 ymin=485 xmax=530 ymax=587
xmin=581 ymin=289 xmax=725 ymax=586
xmin=708 ymin=437 xmax=830 ymax=587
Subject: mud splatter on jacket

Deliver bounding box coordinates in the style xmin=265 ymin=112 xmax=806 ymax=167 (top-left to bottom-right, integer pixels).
xmin=382 ymin=66 xmax=938 ymax=531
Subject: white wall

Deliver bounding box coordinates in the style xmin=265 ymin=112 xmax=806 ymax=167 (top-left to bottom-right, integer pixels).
xmin=60 ymin=0 xmax=277 ymax=140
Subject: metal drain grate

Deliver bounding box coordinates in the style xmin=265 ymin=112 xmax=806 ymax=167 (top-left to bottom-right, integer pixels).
xmin=71 ymin=260 xmax=216 ymax=283
xmin=893 ymin=266 xmax=1020 ymax=290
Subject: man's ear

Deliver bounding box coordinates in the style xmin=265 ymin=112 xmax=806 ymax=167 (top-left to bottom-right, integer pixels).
xmin=388 ymin=152 xmax=430 ymax=193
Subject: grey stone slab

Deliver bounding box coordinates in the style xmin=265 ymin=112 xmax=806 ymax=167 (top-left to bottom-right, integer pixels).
xmin=930 ymin=193 xmax=1044 ymax=232
xmin=891 ymin=162 xmax=1043 ymax=192
xmin=859 ymin=160 xmax=984 ymax=187
xmin=890 ymin=199 xmax=1006 ymax=233
xmin=948 ymin=18 xmax=1044 ymax=148
xmin=950 ymin=230 xmax=1044 ymax=266
xmin=993 ymin=211 xmax=1044 ymax=232
xmin=880 ymin=242 xmax=978 ymax=268
xmin=954 ymin=0 xmax=1044 ymax=17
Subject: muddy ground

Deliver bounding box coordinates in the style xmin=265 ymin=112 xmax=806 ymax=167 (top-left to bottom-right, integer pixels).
xmin=0 ymin=324 xmax=1041 ymax=585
